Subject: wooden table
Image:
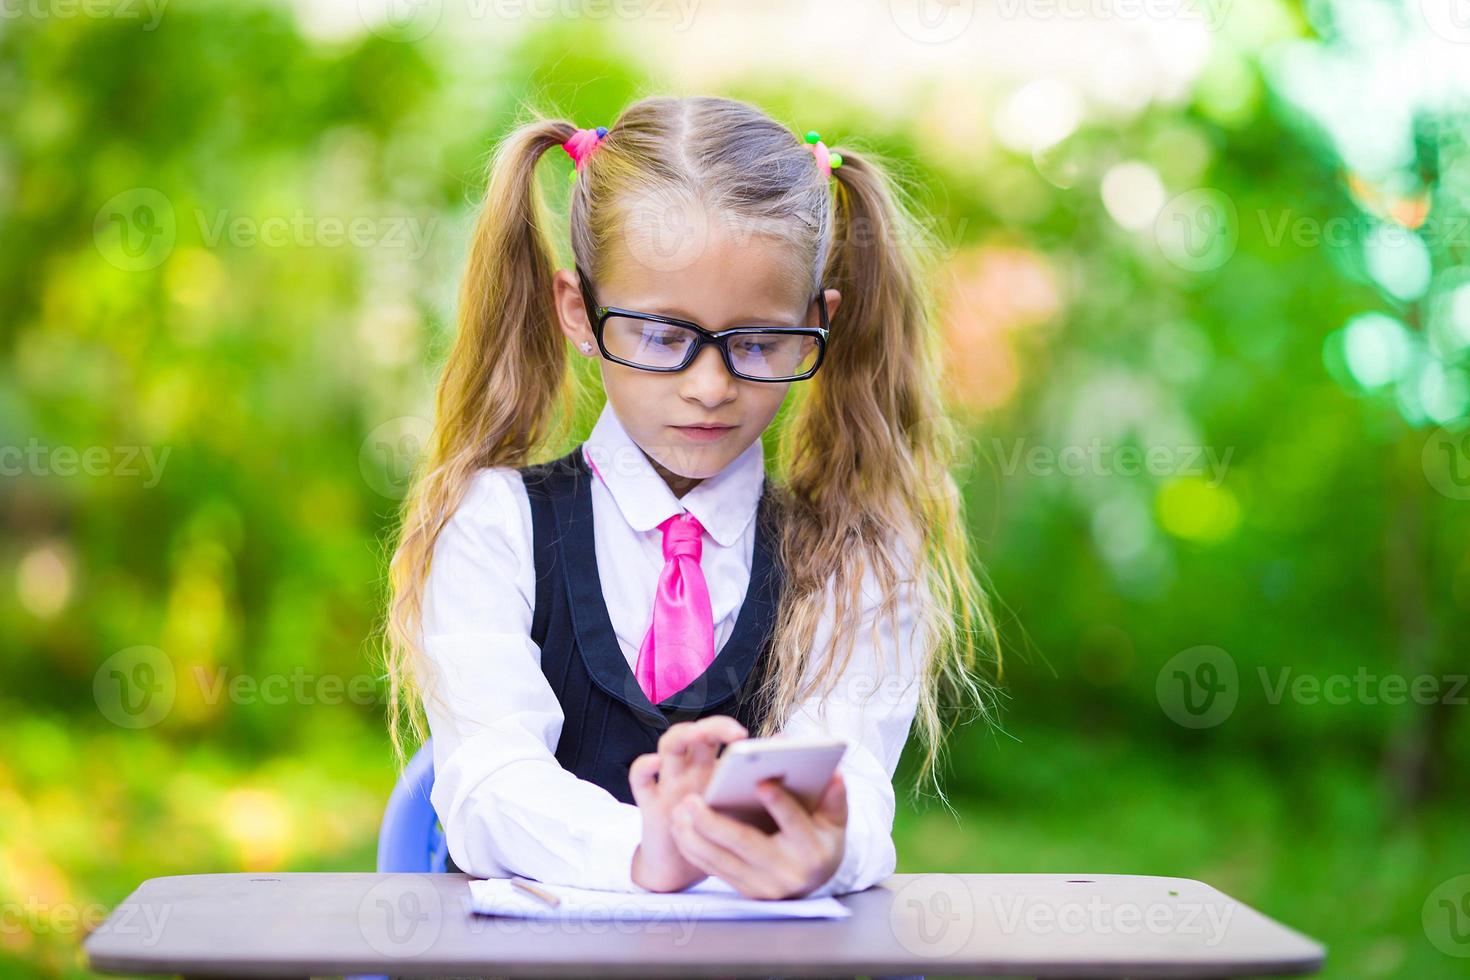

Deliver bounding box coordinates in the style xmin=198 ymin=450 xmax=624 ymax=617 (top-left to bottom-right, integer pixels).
xmin=82 ymin=871 xmax=1325 ymax=978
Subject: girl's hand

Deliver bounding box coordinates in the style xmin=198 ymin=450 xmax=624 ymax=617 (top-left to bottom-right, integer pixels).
xmin=627 ymin=715 xmax=749 ymax=893
xmin=668 ymin=769 xmax=848 ymax=900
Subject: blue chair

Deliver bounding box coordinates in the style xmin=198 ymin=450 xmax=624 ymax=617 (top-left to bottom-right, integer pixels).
xmin=376 ymin=737 xmax=449 ymax=874
xmin=349 ymin=740 xmax=447 ymax=980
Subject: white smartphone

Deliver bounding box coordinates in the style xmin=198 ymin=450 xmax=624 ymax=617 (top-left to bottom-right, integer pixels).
xmin=702 ymin=735 xmax=847 ymax=833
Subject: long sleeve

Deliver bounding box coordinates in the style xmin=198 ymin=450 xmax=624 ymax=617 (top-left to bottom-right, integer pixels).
xmin=778 ymin=539 xmax=929 ymax=898
xmin=419 ymin=467 xmax=650 ymax=892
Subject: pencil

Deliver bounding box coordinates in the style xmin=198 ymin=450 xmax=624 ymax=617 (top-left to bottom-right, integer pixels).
xmin=511 ymin=877 xmax=562 ymax=907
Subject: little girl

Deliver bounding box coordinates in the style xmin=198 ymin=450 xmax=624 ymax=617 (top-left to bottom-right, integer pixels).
xmin=383 ymin=95 xmax=998 ymax=900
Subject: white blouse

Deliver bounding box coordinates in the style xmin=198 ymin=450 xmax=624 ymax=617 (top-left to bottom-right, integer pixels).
xmin=420 ymin=400 xmax=926 ymax=897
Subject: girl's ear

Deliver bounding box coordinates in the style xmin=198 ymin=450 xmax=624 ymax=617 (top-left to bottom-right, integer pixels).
xmin=552 ymin=268 xmax=597 ymax=355
xmin=815 ymin=287 xmax=841 ymax=326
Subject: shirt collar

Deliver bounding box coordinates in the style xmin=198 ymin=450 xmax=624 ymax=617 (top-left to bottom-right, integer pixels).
xmin=581 ymin=401 xmax=766 ymax=548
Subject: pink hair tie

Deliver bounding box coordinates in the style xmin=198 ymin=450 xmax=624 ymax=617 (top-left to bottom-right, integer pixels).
xmin=562 ymin=126 xmax=608 ymax=175
xmin=802 ymin=130 xmax=844 ymax=179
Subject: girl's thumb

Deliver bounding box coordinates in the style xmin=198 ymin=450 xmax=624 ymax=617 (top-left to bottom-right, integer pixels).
xmin=817 ymin=769 xmax=848 ymax=826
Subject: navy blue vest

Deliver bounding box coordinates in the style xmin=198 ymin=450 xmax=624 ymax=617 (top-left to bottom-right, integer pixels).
xmin=445 ymin=445 xmax=783 ymax=875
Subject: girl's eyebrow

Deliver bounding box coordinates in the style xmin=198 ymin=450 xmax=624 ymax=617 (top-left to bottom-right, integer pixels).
xmin=636 ymin=303 xmax=801 ymax=327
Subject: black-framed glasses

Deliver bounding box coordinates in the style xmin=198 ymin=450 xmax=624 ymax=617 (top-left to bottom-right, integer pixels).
xmin=575 ymin=265 xmax=829 ymax=382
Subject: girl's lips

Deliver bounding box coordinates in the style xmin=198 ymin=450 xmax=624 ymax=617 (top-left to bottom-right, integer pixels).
xmin=671 ymin=424 xmax=735 ymax=442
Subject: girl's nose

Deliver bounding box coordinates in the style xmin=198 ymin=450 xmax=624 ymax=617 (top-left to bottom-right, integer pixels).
xmin=679 ymin=344 xmax=737 ymax=403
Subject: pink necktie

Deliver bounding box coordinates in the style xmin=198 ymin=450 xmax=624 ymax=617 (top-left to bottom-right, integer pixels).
xmin=635 ymin=512 xmax=715 ymax=704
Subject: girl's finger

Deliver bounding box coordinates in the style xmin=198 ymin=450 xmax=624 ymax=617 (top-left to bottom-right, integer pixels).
xmin=685 ymin=732 xmax=718 ymax=772
xmin=813 ymin=770 xmax=849 ymax=829
xmin=628 ymin=752 xmax=661 ymax=806
xmin=690 ymin=715 xmax=748 ymax=747
xmin=657 ymin=720 xmax=705 ymax=754
xmin=671 ymin=817 xmax=755 ymax=891
xmin=662 ymin=718 xmax=746 ymax=772
xmin=657 ymin=724 xmax=695 ymax=781
xmin=684 ymin=796 xmax=771 ymax=856
xmin=675 ymin=818 xmax=802 ymax=900
xmin=756 ymin=779 xmax=820 ymax=848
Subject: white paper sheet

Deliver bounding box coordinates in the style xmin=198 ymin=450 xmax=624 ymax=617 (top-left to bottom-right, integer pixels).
xmin=467 ymin=876 xmax=852 ymax=921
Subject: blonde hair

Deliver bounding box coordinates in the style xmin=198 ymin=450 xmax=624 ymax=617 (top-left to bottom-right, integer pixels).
xmin=381 ymin=95 xmax=1001 ymax=806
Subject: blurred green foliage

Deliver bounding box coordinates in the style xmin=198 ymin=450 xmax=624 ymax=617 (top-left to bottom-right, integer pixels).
xmin=1 ymin=1 xmax=1466 ymax=977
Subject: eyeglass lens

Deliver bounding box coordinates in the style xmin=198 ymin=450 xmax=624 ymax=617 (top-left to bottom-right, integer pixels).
xmin=601 ymin=317 xmax=820 ymax=380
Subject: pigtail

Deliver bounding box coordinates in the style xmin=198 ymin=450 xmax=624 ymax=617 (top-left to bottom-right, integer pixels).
xmin=768 ymin=144 xmax=1002 ymax=805
xmin=381 ymin=115 xmax=577 ymax=769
